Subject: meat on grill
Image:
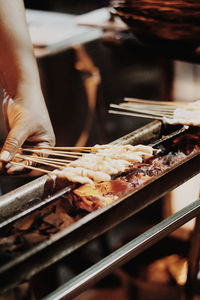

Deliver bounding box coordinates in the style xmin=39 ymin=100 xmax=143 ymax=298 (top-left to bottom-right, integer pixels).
xmin=54 ymin=144 xmax=155 ymax=184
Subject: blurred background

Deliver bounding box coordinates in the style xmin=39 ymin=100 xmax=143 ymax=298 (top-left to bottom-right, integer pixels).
xmin=22 ymin=0 xmax=174 ymax=148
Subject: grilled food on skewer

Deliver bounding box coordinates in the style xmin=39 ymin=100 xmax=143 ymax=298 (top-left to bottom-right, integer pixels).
xmin=53 ymin=144 xmax=155 ymax=184
xmin=165 ymin=100 xmax=200 ymax=126
xmin=5 ymin=130 xmax=199 ymax=214
xmin=109 ymin=99 xmax=200 ymax=127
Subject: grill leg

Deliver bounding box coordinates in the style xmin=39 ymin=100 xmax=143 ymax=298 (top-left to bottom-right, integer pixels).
xmin=185 ymin=216 xmax=200 ymax=300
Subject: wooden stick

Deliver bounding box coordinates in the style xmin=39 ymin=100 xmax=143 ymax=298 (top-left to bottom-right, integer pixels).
xmin=119 ymin=103 xmax=176 ymax=111
xmin=21 ymin=148 xmax=81 ymax=159
xmin=124 ymin=97 xmax=186 ymax=107
xmin=110 ymin=104 xmax=173 ymax=117
xmin=21 ymin=145 xmax=112 ymax=151
xmin=26 ymin=156 xmax=72 ymax=164
xmin=16 ymin=154 xmax=65 ymax=169
xmin=24 ymin=146 xmax=93 ymax=150
xmin=23 ymin=148 xmax=83 ymax=156
xmin=11 ymin=161 xmax=51 ymax=174
xmin=109 ymin=109 xmax=165 ymax=120
xmin=110 ymin=104 xmax=173 ymax=118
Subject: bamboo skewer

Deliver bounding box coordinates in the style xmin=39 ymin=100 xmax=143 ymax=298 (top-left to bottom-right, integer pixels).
xmin=20 ymin=145 xmax=118 ymax=159
xmin=109 ymin=109 xmax=164 ymax=120
xmin=27 ymin=157 xmax=70 ymax=167
xmin=32 ymin=159 xmax=67 ymax=167
xmin=124 ymin=97 xmax=187 ymax=107
xmin=25 ymin=156 xmax=72 ymax=164
xmin=119 ymin=103 xmax=176 ymax=112
xmin=21 ymin=145 xmax=112 ymax=151
xmin=11 ymin=161 xmax=51 ymax=174
xmin=110 ymin=104 xmax=174 ymax=118
xmin=16 ymin=154 xmax=65 ymax=169
xmin=109 ymin=98 xmax=200 ymax=126
xmin=108 ymin=96 xmax=190 ymax=120
xmin=23 ymin=146 xmax=93 ymax=150
xmin=10 ymin=151 xmax=81 ymax=175
xmin=11 ymin=144 xmax=115 ymax=173
xmin=16 ymin=153 xmax=73 ymax=166
xmin=21 ymin=148 xmax=82 ymax=159
xmin=23 ymin=148 xmax=83 ymax=156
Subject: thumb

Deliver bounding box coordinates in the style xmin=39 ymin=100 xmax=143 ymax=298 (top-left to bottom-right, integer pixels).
xmin=2 ymin=97 xmax=14 ymax=130
xmin=0 ymin=124 xmax=28 ymax=161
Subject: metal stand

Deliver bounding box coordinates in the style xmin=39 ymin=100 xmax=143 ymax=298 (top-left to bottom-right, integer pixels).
xmin=43 ymin=199 xmax=200 ymax=300
xmin=186 ymin=216 xmax=200 ymax=300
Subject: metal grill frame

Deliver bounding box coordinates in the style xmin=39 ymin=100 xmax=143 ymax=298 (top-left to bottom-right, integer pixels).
xmin=0 ymin=120 xmax=199 ymax=293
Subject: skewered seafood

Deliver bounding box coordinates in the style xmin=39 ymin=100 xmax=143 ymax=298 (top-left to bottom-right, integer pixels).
xmin=72 ymin=149 xmax=198 ymax=212
xmin=70 ymin=131 xmax=200 ymax=212
xmin=109 ymin=99 xmax=200 ymax=127
xmin=54 ymin=144 xmax=155 ymax=184
xmin=54 ymin=166 xmax=111 ymax=184
xmin=166 ymin=100 xmax=200 ymax=126
xmin=70 ymin=154 xmax=130 ymax=174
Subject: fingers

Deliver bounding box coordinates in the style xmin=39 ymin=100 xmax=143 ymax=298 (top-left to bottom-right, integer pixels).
xmin=0 ymin=123 xmax=28 ymax=162
xmin=5 ymin=143 xmax=49 ymax=174
xmin=7 ymin=163 xmax=25 ymax=174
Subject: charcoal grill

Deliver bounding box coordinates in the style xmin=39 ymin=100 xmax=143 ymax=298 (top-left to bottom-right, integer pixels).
xmin=0 ymin=120 xmax=199 ymax=298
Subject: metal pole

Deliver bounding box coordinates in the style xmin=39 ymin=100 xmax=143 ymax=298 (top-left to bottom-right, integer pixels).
xmin=186 ymin=215 xmax=200 ymax=299
xmin=43 ymin=199 xmax=200 ymax=300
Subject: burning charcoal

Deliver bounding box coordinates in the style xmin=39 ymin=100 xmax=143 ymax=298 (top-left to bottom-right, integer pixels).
xmin=42 ymin=203 xmax=56 ymax=216
xmin=43 ymin=213 xmax=63 ymax=228
xmin=22 ymin=232 xmax=46 ymax=246
xmin=44 ymin=227 xmax=60 ymax=234
xmin=38 ymin=223 xmax=54 ymax=236
xmin=59 ymin=213 xmax=75 ymax=230
xmin=147 ymin=166 xmax=161 ymax=177
xmin=14 ymin=214 xmax=37 ymax=232
xmin=0 ymin=126 xmax=198 ymax=267
xmin=39 ymin=222 xmax=52 ymax=231
xmin=0 ymin=236 xmax=16 ymax=250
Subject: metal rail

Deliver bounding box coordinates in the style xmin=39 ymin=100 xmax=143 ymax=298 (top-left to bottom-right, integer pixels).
xmin=43 ymin=199 xmax=200 ymax=300
xmin=186 ymin=215 xmax=200 ymax=299
xmin=0 ymin=122 xmax=199 ymax=293
xmin=0 ymin=120 xmax=162 ymax=224
xmin=0 ymin=185 xmax=74 ymax=229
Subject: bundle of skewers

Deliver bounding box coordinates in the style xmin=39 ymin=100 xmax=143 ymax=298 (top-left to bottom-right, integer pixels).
xmin=109 ymin=98 xmax=200 ymax=127
xmin=9 ymin=143 xmax=156 ymax=185
xmin=7 ymin=97 xmax=200 ymax=183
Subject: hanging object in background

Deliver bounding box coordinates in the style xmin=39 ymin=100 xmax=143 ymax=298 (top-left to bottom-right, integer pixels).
xmin=111 ymin=0 xmax=200 ymax=45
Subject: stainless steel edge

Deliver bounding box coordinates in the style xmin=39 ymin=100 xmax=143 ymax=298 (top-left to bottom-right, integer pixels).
xmin=0 ymin=152 xmax=199 ymax=293
xmin=111 ymin=120 xmax=162 ymax=145
xmin=0 ymin=175 xmax=53 ymax=220
xmin=0 ymin=121 xmax=162 ymax=223
xmin=43 ymin=199 xmax=200 ymax=300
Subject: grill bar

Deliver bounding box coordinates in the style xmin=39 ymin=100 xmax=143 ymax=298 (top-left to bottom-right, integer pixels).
xmin=0 ymin=120 xmax=162 ymax=225
xmin=0 ymin=175 xmax=52 ymax=222
xmin=0 ymin=185 xmax=74 ymax=229
xmin=43 ymin=198 xmax=200 ymax=300
xmin=0 ymin=121 xmax=199 ymax=293
xmin=0 ymin=152 xmax=199 ymax=293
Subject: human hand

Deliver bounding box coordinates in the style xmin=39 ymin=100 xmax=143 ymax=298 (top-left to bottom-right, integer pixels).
xmin=0 ymin=89 xmax=55 ymax=173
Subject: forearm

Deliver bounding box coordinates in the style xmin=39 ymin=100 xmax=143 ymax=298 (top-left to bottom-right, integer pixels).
xmin=0 ymin=0 xmax=40 ymax=97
